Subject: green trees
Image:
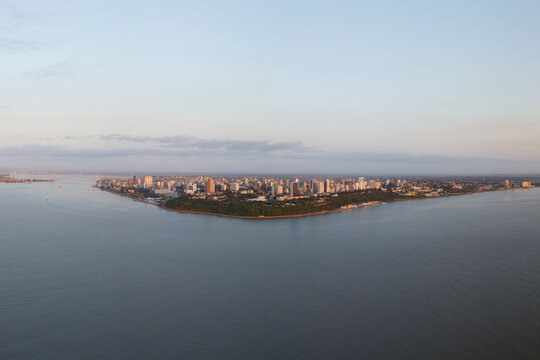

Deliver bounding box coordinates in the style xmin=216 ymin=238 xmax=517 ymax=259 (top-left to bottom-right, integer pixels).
xmin=165 ymin=191 xmax=414 ymax=217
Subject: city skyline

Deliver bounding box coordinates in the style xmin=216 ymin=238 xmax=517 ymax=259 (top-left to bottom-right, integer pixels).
xmin=93 ymin=172 xmax=536 ymax=217
xmin=2 ymin=1 xmax=540 ymax=174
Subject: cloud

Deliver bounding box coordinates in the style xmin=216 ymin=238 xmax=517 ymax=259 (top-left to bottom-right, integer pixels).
xmin=24 ymin=59 xmax=75 ymax=79
xmin=23 ymin=57 xmax=101 ymax=80
xmin=0 ymin=2 xmax=27 ymax=30
xmin=0 ymin=143 xmax=536 ymax=167
xmin=0 ymin=38 xmax=39 ymax=51
xmin=0 ymin=144 xmax=239 ymax=159
xmin=316 ymin=151 xmax=520 ymax=165
xmin=3 ymin=133 xmax=539 ymax=174
xmin=63 ymin=135 xmax=91 ymax=140
xmin=95 ymin=133 xmax=313 ymax=154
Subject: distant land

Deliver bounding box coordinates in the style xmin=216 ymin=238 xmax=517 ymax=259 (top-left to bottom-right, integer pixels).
xmin=0 ymin=174 xmax=54 ymax=184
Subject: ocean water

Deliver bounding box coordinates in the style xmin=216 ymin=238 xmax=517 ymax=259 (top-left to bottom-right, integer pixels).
xmin=1 ymin=176 xmax=539 ymax=359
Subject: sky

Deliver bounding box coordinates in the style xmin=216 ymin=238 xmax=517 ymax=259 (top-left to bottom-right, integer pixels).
xmin=1 ymin=0 xmax=540 ymax=174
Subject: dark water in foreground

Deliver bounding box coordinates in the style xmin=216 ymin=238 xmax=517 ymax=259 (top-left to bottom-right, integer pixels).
xmin=1 ymin=176 xmax=539 ymax=359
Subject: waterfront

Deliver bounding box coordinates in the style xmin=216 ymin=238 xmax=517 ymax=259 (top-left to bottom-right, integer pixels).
xmin=97 ymin=174 xmax=533 ymax=218
xmin=1 ymin=176 xmax=539 ymax=359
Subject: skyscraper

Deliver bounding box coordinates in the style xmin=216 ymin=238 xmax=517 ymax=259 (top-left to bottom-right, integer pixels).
xmin=206 ymin=178 xmax=215 ymax=194
xmin=144 ymin=176 xmax=153 ymax=188
xmin=290 ymin=182 xmax=299 ymax=196
xmin=312 ymin=180 xmax=324 ymax=194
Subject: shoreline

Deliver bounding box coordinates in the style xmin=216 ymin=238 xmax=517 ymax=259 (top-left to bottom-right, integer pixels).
xmin=102 ymin=186 xmax=530 ymax=220
xmin=0 ymin=178 xmax=55 ymax=184
xmin=161 ymin=206 xmax=346 ymax=220
xmin=161 ymin=193 xmax=461 ymax=220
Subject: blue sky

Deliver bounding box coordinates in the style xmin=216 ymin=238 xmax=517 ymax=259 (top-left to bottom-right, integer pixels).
xmin=1 ymin=0 xmax=539 ymax=174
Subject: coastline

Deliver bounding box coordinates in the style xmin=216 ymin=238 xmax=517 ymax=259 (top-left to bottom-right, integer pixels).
xmin=101 ymin=186 xmax=530 ymax=220
xmin=161 ymin=193 xmax=456 ymax=220
xmin=99 ymin=187 xmax=341 ymax=218
xmin=0 ymin=178 xmax=55 ymax=184
xmin=161 ymin=188 xmax=529 ymax=220
xmin=161 ymin=205 xmax=346 ymax=220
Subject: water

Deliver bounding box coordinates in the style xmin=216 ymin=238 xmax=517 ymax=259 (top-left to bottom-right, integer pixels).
xmin=1 ymin=176 xmax=539 ymax=359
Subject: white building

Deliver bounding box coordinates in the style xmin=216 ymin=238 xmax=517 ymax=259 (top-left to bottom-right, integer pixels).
xmin=144 ymin=176 xmax=153 ymax=188
xmin=185 ymin=183 xmax=197 ymax=194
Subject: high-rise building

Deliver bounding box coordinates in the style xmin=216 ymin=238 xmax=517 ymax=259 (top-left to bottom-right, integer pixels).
xmin=358 ymin=180 xmax=366 ymax=190
xmin=230 ymin=182 xmax=240 ymax=191
xmin=144 ymin=176 xmax=153 ymax=188
xmin=272 ymin=184 xmax=284 ymax=196
xmin=290 ymin=182 xmax=299 ymax=196
xmin=314 ymin=181 xmax=324 ymax=194
xmin=505 ymin=179 xmax=511 ymax=188
xmin=522 ymin=181 xmax=532 ymax=188
xmin=206 ymin=178 xmax=215 ymax=194
xmin=299 ymin=181 xmax=306 ymax=194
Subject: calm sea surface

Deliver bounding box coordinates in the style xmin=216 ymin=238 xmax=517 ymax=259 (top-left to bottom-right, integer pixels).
xmin=1 ymin=176 xmax=539 ymax=359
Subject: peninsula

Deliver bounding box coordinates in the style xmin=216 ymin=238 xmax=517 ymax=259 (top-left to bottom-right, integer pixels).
xmin=95 ymin=175 xmax=536 ymax=219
